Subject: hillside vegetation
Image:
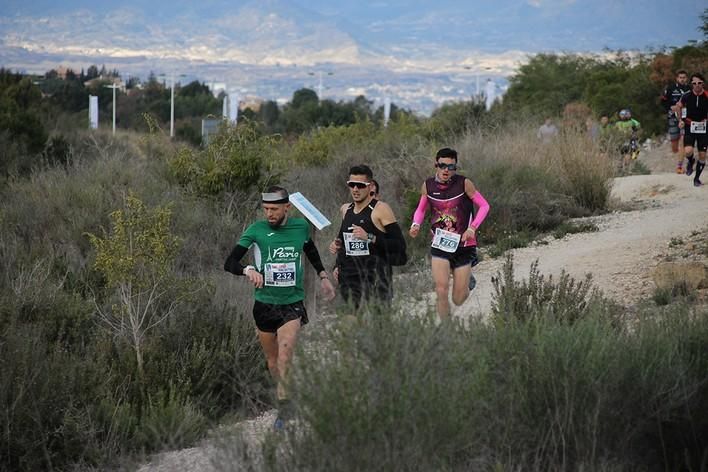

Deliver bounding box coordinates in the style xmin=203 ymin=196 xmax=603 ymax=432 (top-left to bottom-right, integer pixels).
xmin=1 ymin=28 xmax=707 ymax=469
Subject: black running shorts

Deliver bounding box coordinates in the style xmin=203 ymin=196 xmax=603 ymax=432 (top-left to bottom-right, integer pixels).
xmin=684 ymin=130 xmax=708 ymax=152
xmin=338 ymin=270 xmax=393 ymax=310
xmin=252 ymin=300 xmax=308 ymax=333
xmin=431 ymin=245 xmax=478 ymax=269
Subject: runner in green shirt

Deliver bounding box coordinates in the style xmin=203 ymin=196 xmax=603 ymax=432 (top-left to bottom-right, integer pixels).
xmin=224 ymin=186 xmax=335 ymax=429
xmin=615 ymin=109 xmax=641 ymax=171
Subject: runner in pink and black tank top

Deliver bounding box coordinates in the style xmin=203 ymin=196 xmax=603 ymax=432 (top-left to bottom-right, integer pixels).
xmin=409 ymin=147 xmax=490 ymax=319
xmin=424 ymin=173 xmax=477 ymax=247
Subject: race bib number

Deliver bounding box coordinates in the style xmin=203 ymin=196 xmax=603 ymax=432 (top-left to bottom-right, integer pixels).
xmin=343 ymin=232 xmax=370 ymax=256
xmin=264 ymin=262 xmax=296 ymax=287
xmin=431 ymin=228 xmax=461 ymax=253
xmin=690 ymin=121 xmax=706 ymax=134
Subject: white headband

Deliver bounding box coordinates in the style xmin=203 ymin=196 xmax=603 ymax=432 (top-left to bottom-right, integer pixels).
xmin=261 ymin=192 xmax=289 ymax=203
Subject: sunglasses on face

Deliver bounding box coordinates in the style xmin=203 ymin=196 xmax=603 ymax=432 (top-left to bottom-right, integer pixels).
xmin=435 ymin=163 xmax=458 ymax=170
xmin=692 ymin=82 xmax=704 ymax=86
xmin=347 ymin=180 xmax=371 ymax=189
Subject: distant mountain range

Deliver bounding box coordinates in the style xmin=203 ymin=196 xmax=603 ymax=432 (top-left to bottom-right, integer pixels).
xmin=1 ymin=0 xmax=704 ymax=114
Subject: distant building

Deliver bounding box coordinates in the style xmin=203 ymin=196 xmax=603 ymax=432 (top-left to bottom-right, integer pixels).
xmin=83 ymin=76 xmax=126 ymax=92
xmin=209 ymin=82 xmax=227 ymax=97
xmin=241 ymin=95 xmax=264 ymax=112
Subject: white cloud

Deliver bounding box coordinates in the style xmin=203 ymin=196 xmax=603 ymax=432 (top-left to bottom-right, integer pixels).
xmin=527 ymin=0 xmax=576 ymax=7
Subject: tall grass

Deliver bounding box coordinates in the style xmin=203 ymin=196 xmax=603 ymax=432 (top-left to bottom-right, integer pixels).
xmin=289 ymin=118 xmax=613 ymax=264
xmin=229 ymin=259 xmax=708 ymax=471
xmin=0 ymin=116 xmax=618 ymax=469
xmin=0 ymin=130 xmax=269 ymax=469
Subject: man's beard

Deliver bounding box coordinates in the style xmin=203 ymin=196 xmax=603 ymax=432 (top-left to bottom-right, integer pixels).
xmin=268 ymin=215 xmax=286 ymax=228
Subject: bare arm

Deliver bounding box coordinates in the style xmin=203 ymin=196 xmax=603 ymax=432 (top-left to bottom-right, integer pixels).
xmin=372 ymin=201 xmax=397 ymax=230
xmin=371 ymin=202 xmax=407 ymax=266
xmin=464 ymin=178 xmax=478 ymax=199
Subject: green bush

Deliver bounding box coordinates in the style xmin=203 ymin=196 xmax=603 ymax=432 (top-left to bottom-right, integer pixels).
xmin=289 ymin=121 xmax=379 ymax=167
xmin=502 ymin=52 xmax=666 ymax=136
xmin=261 ymin=309 xmax=492 ymax=471
xmin=426 ymin=98 xmax=487 ymax=140
xmin=137 ymin=388 xmax=208 ymax=451
xmin=231 ymin=262 xmax=708 ymax=471
xmin=142 ymin=297 xmax=271 ymax=418
xmin=473 ymin=163 xmax=579 ymax=243
xmin=168 ymin=120 xmax=280 ymax=196
xmin=42 ymin=134 xmax=73 ymax=167
xmin=0 ymin=276 xmax=267 ymax=469
xmin=0 ymin=319 xmax=109 ymax=470
xmin=490 ymin=255 xmax=620 ymax=325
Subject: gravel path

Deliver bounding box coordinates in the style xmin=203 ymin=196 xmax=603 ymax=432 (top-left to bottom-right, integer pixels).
xmin=459 ymin=170 xmax=707 ymax=319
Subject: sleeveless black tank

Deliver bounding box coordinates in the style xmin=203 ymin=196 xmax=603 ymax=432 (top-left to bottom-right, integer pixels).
xmin=336 ymin=199 xmax=391 ymax=297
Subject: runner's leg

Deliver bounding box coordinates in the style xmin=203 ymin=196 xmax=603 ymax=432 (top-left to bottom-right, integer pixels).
xmin=468 ymin=247 xmax=479 ymax=290
xmin=676 ymin=132 xmax=685 ymax=173
xmin=432 ymin=257 xmax=452 ymax=318
xmin=451 ymin=263 xmax=472 ymax=306
xmin=275 ymin=318 xmax=301 ymax=401
xmin=669 ymin=116 xmax=683 ymax=172
xmin=257 ymin=330 xmax=279 ymax=383
xmin=694 ymin=151 xmax=706 ymax=186
xmin=685 ymin=145 xmax=695 ymax=176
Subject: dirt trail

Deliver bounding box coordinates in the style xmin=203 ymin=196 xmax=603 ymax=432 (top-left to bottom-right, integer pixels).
xmin=459 ymin=142 xmax=707 ymax=319
xmin=137 ymin=142 xmax=707 ymax=472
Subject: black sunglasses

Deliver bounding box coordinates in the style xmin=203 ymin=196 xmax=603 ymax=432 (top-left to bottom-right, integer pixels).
xmin=347 ymin=180 xmax=370 ymax=189
xmin=436 ymin=163 xmax=458 ymax=170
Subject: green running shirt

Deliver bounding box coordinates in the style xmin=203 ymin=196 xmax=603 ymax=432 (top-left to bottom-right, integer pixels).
xmin=238 ymin=218 xmax=311 ymax=305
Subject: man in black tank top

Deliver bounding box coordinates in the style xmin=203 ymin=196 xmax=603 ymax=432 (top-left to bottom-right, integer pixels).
xmin=329 ymin=164 xmax=407 ymax=310
xmin=660 ymin=70 xmax=690 ymax=173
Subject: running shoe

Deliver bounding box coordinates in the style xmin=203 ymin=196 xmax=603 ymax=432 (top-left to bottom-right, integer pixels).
xmin=676 ymin=166 xmax=684 ymax=174
xmin=468 ymin=274 xmax=477 ymax=291
xmin=275 ymin=398 xmax=293 ymax=431
xmin=694 ymin=179 xmax=703 ymax=187
xmin=273 ymin=416 xmax=286 ymax=431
